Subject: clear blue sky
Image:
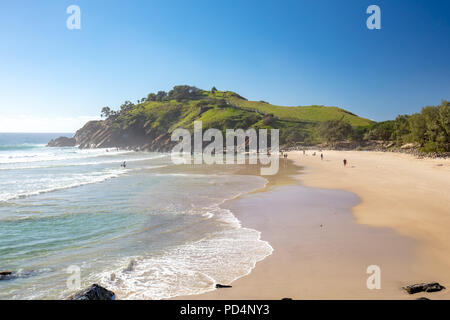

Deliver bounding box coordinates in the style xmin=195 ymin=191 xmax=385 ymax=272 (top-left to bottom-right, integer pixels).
xmin=0 ymin=0 xmax=449 ymax=132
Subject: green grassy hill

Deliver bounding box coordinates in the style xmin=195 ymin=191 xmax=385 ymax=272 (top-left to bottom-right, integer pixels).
xmin=71 ymin=86 xmax=447 ymax=153
xmin=203 ymin=90 xmax=373 ymax=127
xmin=98 ymin=86 xmax=375 ymax=147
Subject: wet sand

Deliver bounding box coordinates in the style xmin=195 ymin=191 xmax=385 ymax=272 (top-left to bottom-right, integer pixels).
xmin=177 ymin=152 xmax=450 ymax=299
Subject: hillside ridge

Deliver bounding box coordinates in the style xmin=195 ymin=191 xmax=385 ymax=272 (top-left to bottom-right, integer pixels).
xmin=47 ymin=85 xmax=448 ymax=155
xmin=65 ymin=86 xmax=372 ymax=151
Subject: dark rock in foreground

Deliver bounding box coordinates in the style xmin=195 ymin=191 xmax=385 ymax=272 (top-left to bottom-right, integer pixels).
xmin=67 ymin=284 xmax=115 ymax=300
xmin=416 ymin=297 xmax=430 ymax=300
xmin=0 ymin=271 xmax=13 ymax=281
xmin=47 ymin=136 xmax=77 ymax=147
xmin=216 ymin=284 xmax=232 ymax=289
xmin=403 ymin=282 xmax=445 ymax=294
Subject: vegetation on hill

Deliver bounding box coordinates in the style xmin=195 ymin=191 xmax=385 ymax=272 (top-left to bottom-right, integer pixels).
xmin=98 ymin=85 xmax=373 ymax=147
xmin=362 ymin=100 xmax=449 ymax=153
xmin=95 ymin=85 xmax=448 ymax=154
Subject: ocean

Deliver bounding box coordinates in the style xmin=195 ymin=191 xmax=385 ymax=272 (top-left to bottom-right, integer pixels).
xmin=0 ymin=133 xmax=272 ymax=299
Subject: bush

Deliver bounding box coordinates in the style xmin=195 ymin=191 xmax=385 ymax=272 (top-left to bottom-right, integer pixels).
xmin=319 ymin=119 xmax=353 ymax=144
xmin=262 ymin=114 xmax=275 ymax=126
xmin=168 ymin=85 xmax=202 ymax=101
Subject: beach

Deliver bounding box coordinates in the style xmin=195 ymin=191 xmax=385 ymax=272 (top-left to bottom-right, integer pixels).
xmin=181 ymin=150 xmax=450 ymax=300
xmin=2 ymin=136 xmax=449 ymax=300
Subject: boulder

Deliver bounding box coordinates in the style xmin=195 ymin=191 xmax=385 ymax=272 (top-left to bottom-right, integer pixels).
xmin=0 ymin=271 xmax=13 ymax=281
xmin=67 ymin=284 xmax=116 ymax=300
xmin=123 ymin=259 xmax=137 ymax=272
xmin=403 ymin=282 xmax=445 ymax=294
xmin=400 ymin=143 xmax=417 ymax=149
xmin=47 ymin=136 xmax=77 ymax=147
xmin=215 ymin=284 xmax=232 ymax=289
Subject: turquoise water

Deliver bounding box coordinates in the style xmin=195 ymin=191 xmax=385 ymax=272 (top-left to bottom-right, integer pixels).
xmin=0 ymin=133 xmax=272 ymax=299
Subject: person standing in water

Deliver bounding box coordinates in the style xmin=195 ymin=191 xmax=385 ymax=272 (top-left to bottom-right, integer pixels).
xmin=343 ymin=159 xmax=347 ymax=166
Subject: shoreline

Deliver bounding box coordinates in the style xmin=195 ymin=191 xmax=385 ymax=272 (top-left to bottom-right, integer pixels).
xmin=176 ymin=151 xmax=450 ymax=299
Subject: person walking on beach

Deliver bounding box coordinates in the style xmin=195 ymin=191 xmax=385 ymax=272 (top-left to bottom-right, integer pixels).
xmin=321 ymin=153 xmax=323 ymax=160
xmin=343 ymin=159 xmax=347 ymax=166
xmin=303 ymin=150 xmax=305 ymax=155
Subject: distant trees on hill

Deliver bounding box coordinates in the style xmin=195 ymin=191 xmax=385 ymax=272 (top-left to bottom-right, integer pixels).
xmin=144 ymin=86 xmax=203 ymax=102
xmin=168 ymin=85 xmax=202 ymax=101
xmin=318 ymin=100 xmax=449 ymax=153
xmin=364 ymin=100 xmax=449 ymax=153
xmin=101 ymin=106 xmax=111 ymax=118
xmin=319 ymin=119 xmax=353 ymax=145
xmin=97 ymin=85 xmax=448 ymax=154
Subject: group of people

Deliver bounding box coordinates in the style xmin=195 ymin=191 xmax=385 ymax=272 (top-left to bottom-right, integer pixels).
xmin=300 ymin=149 xmax=348 ymax=166
xmin=303 ymin=150 xmax=324 ymax=160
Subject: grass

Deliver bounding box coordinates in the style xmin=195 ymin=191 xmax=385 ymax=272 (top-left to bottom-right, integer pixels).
xmin=202 ymin=90 xmax=374 ymax=126
xmin=108 ymin=88 xmax=374 ymax=145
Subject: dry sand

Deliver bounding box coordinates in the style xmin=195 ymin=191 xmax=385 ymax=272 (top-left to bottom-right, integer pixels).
xmin=179 ymin=151 xmax=450 ymax=300
xmin=293 ymin=150 xmax=450 ymax=297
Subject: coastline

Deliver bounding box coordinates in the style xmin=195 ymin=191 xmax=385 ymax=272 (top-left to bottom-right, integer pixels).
xmin=175 ymin=151 xmax=450 ymax=299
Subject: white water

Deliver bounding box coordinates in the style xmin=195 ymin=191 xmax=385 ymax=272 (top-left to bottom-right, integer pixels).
xmin=0 ymin=134 xmax=272 ymax=300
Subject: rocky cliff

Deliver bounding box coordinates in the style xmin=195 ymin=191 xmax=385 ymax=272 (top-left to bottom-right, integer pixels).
xmin=47 ymin=136 xmax=77 ymax=147
xmin=72 ymin=119 xmax=175 ymax=151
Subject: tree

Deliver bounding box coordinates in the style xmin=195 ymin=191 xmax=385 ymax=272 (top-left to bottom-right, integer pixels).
xmin=319 ymin=119 xmax=353 ymax=144
xmin=420 ymin=101 xmax=449 ymax=152
xmin=120 ymin=101 xmax=135 ymax=112
xmin=393 ymin=115 xmax=410 ymax=143
xmin=101 ymin=106 xmax=111 ymax=118
xmin=438 ymin=100 xmax=450 ymax=141
xmin=365 ymin=121 xmax=395 ymax=141
xmin=408 ymin=113 xmax=426 ymax=144
xmin=168 ymin=85 xmax=201 ymax=101
xmin=155 ymin=91 xmax=168 ymax=102
xmin=262 ymin=114 xmax=275 ymax=126
xmin=211 ymin=86 xmax=217 ymax=93
xmin=146 ymin=93 xmax=156 ymax=101
xmin=284 ymin=130 xmax=304 ymax=145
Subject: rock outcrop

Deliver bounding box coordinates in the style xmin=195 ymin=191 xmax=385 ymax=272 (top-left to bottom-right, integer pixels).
xmin=47 ymin=136 xmax=77 ymax=147
xmin=67 ymin=284 xmax=116 ymax=300
xmin=403 ymin=282 xmax=445 ymax=294
xmin=71 ymin=120 xmax=175 ymax=152
xmin=0 ymin=271 xmax=13 ymax=281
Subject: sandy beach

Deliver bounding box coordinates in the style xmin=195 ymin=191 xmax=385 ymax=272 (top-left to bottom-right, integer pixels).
xmin=180 ymin=151 xmax=450 ymax=300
